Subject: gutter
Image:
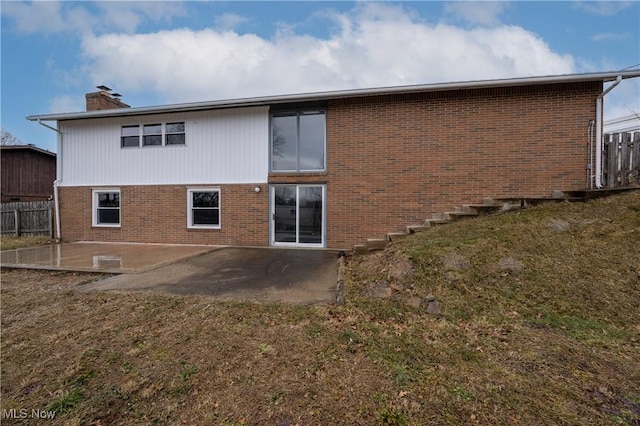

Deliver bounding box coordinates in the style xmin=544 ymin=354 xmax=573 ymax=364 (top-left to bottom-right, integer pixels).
xmin=36 ymin=120 xmax=62 ymax=241
xmin=594 ymin=75 xmax=622 ymax=189
xmin=26 ymin=70 xmax=640 ymax=122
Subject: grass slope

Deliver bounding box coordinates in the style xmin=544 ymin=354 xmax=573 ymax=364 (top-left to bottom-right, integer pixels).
xmin=1 ymin=191 xmax=639 ymax=425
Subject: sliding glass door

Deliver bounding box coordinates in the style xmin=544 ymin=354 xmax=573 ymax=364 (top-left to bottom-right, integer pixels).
xmin=271 ymin=185 xmax=325 ymax=247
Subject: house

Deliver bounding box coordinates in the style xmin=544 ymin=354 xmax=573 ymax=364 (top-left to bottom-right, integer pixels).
xmin=1 ymin=144 xmax=56 ymax=202
xmin=604 ymin=114 xmax=640 ymax=134
xmin=27 ymin=71 xmax=640 ymax=251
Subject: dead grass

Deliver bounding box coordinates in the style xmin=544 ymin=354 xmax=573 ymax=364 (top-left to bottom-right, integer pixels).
xmin=2 ymin=191 xmax=640 ymax=425
xmin=0 ymin=236 xmax=55 ymax=251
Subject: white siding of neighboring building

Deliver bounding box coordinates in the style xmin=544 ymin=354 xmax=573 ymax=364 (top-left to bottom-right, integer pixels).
xmin=58 ymin=106 xmax=269 ymax=186
xmin=604 ymin=114 xmax=640 ymax=133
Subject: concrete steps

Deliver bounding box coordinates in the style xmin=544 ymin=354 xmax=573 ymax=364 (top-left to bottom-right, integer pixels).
xmin=406 ymin=225 xmax=430 ymax=234
xmin=351 ymin=189 xmax=639 ymax=255
xmin=353 ymin=197 xmax=516 ymax=254
xmin=366 ymin=238 xmax=389 ymax=251
xmin=387 ymin=232 xmax=410 ymax=242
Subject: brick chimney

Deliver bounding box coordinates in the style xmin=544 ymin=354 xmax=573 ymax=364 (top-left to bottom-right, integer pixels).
xmin=86 ymin=86 xmax=130 ymax=111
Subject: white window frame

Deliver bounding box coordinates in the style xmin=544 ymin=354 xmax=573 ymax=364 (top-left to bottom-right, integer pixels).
xmin=270 ymin=184 xmax=326 ymax=248
xmin=165 ymin=122 xmax=186 ymax=145
xmin=92 ymin=188 xmax=121 ymax=228
xmin=121 ymin=125 xmax=141 ymax=148
xmin=187 ymin=188 xmax=221 ymax=229
xmin=120 ymin=122 xmax=186 ymax=148
xmin=142 ymin=123 xmax=163 ymax=146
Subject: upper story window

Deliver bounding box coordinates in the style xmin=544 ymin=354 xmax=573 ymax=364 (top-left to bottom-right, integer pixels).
xmin=121 ymin=122 xmax=185 ymax=148
xmin=166 ymin=122 xmax=186 ymax=145
xmin=143 ymin=124 xmax=162 ymax=146
xmin=271 ymin=111 xmax=325 ymax=172
xmin=121 ymin=126 xmax=140 ymax=147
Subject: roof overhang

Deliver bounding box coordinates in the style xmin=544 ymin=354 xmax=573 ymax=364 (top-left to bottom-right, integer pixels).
xmin=0 ymin=144 xmax=56 ymax=157
xmin=26 ymin=70 xmax=640 ymax=122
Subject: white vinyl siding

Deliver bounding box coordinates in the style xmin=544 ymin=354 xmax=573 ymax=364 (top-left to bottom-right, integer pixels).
xmin=58 ymin=107 xmax=269 ymax=186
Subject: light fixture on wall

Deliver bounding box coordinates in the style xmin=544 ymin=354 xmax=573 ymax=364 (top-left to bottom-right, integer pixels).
xmin=254 ymin=186 xmax=261 ymax=193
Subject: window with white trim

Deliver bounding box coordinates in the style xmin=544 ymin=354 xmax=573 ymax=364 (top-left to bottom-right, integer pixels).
xmin=188 ymin=188 xmax=220 ymax=229
xmin=93 ymin=189 xmax=120 ymax=227
xmin=121 ymin=122 xmax=185 ymax=148
xmin=121 ymin=125 xmax=140 ymax=147
xmin=143 ymin=124 xmax=162 ymax=146
xmin=166 ymin=122 xmax=186 ymax=145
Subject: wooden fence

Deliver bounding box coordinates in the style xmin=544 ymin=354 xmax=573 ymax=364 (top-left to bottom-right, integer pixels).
xmin=1 ymin=200 xmax=54 ymax=237
xmin=603 ymin=131 xmax=640 ymax=188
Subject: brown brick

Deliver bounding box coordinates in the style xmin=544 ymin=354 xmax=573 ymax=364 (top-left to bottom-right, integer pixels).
xmin=60 ymin=81 xmax=600 ymax=250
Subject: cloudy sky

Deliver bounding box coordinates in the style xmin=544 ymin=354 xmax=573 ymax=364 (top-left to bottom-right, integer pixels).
xmin=1 ymin=1 xmax=639 ymax=153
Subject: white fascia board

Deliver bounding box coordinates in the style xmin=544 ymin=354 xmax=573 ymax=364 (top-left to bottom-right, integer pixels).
xmin=27 ymin=70 xmax=640 ymax=123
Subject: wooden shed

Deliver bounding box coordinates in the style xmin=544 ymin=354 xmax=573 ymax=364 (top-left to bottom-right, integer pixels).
xmin=1 ymin=145 xmax=56 ymax=202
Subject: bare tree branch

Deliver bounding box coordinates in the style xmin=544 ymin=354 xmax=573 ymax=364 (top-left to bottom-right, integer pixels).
xmin=1 ymin=128 xmax=23 ymax=146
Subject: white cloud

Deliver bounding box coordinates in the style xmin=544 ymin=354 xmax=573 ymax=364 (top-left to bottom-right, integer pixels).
xmin=591 ymin=32 xmax=629 ymax=42
xmin=0 ymin=1 xmax=67 ymax=34
xmin=94 ymin=2 xmax=187 ymax=34
xmin=574 ymin=1 xmax=635 ymax=16
xmin=49 ymin=95 xmax=84 ymax=114
xmin=1 ymin=1 xmax=186 ymax=35
xmin=80 ymin=3 xmax=575 ymax=104
xmin=214 ymin=12 xmax=249 ymax=32
xmin=444 ymin=1 xmax=509 ymax=26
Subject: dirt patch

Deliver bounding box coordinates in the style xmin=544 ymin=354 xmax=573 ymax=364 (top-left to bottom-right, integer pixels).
xmin=498 ymin=257 xmax=523 ymax=272
xmin=442 ymin=253 xmax=472 ymax=270
xmin=387 ymin=257 xmax=414 ymax=282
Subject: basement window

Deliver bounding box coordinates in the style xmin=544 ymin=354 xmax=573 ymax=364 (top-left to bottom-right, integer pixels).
xmin=188 ymin=188 xmax=220 ymax=229
xmin=93 ymin=189 xmax=120 ymax=227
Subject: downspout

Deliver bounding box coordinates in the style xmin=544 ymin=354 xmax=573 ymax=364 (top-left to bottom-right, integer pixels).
xmin=53 ymin=180 xmax=61 ymax=242
xmin=595 ymin=75 xmax=622 ymax=188
xmin=587 ymin=119 xmax=594 ymax=189
xmin=37 ymin=119 xmax=62 ymax=241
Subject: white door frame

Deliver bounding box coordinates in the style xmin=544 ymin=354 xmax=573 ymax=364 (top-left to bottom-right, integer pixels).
xmin=270 ymin=184 xmax=326 ymax=248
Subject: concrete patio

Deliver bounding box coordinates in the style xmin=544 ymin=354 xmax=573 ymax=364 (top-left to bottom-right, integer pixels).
xmin=0 ymin=242 xmax=218 ymax=273
xmin=80 ymin=247 xmax=340 ymax=304
xmin=1 ymin=243 xmax=341 ymax=304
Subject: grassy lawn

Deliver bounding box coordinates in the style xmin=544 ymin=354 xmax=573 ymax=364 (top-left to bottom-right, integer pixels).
xmin=1 ymin=191 xmax=639 ymax=425
xmin=0 ymin=236 xmax=55 ymax=251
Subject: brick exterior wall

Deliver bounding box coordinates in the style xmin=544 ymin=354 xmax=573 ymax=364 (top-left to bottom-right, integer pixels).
xmin=324 ymin=81 xmax=601 ymax=248
xmin=59 ymin=184 xmax=269 ymax=245
xmin=60 ymin=81 xmax=600 ymax=249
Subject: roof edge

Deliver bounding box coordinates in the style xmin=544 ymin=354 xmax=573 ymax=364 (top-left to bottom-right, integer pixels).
xmin=1 ymin=144 xmax=56 ymax=157
xmin=27 ymin=70 xmax=640 ymax=122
